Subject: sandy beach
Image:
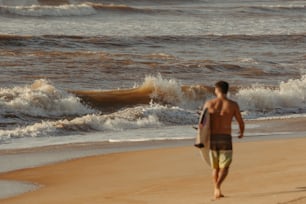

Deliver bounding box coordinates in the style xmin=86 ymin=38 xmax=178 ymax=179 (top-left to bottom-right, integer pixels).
xmin=1 ymin=137 xmax=306 ymax=204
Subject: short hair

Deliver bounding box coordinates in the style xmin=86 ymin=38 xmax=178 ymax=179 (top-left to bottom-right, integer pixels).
xmin=215 ymin=81 xmax=229 ymax=94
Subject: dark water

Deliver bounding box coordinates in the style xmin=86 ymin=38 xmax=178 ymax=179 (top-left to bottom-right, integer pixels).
xmin=0 ymin=0 xmax=305 ymax=88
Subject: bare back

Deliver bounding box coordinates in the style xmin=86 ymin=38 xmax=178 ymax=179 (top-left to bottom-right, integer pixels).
xmin=205 ymin=98 xmax=243 ymax=135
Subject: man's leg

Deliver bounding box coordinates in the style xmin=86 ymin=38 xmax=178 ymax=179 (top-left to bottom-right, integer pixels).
xmin=216 ymin=167 xmax=229 ymax=197
xmin=215 ymin=150 xmax=232 ymax=197
xmin=212 ymin=168 xmax=219 ymax=187
xmin=212 ymin=168 xmax=221 ymax=199
xmin=210 ymin=150 xmax=222 ymax=199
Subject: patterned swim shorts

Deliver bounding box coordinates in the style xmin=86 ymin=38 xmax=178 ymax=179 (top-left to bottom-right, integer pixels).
xmin=209 ymin=134 xmax=233 ymax=169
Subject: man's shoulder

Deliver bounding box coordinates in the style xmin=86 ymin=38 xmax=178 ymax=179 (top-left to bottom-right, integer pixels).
xmin=205 ymin=98 xmax=239 ymax=107
xmin=205 ymin=98 xmax=218 ymax=106
xmin=228 ymin=99 xmax=238 ymax=105
xmin=228 ymin=99 xmax=239 ymax=108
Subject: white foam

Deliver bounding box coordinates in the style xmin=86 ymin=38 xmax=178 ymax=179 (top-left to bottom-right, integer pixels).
xmin=252 ymin=113 xmax=306 ymax=121
xmin=0 ymin=180 xmax=39 ymax=199
xmin=143 ymin=102 xmax=198 ymax=125
xmin=143 ymin=75 xmax=184 ymax=105
xmin=236 ymin=74 xmax=306 ymax=118
xmin=0 ymin=112 xmax=161 ymax=141
xmin=0 ymin=103 xmax=199 ymax=142
xmin=0 ymin=3 xmax=96 ymax=17
xmin=108 ymin=136 xmax=191 ymax=143
xmin=0 ymin=0 xmax=39 ymax=6
xmin=141 ymin=75 xmax=209 ymax=109
xmin=0 ymin=79 xmax=93 ymax=117
xmin=63 ymin=113 xmax=161 ymax=131
xmin=0 ymin=125 xmax=195 ymax=150
xmin=237 ymin=57 xmax=258 ymax=64
xmin=257 ymin=4 xmax=305 ymax=9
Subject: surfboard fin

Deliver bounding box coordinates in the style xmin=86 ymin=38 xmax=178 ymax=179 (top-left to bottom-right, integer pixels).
xmin=194 ymin=143 xmax=204 ymax=148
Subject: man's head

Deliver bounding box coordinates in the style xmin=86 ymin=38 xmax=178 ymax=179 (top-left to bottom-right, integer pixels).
xmin=215 ymin=81 xmax=229 ymax=97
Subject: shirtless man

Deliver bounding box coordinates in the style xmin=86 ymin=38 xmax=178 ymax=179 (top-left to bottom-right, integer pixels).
xmin=204 ymin=81 xmax=245 ymax=199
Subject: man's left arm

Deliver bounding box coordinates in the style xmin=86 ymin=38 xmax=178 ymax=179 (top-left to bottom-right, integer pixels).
xmin=234 ymin=103 xmax=245 ymax=139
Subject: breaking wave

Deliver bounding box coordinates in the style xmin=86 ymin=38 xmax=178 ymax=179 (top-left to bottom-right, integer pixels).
xmin=236 ymin=74 xmax=306 ymax=118
xmin=0 ymin=3 xmax=97 ymax=17
xmin=71 ymin=75 xmax=211 ymax=110
xmin=0 ymin=104 xmax=197 ymax=140
xmin=1 ymin=75 xmax=306 ymax=143
xmin=0 ymin=2 xmax=154 ymax=17
xmin=247 ymin=5 xmax=306 ymax=13
xmin=0 ymin=79 xmax=93 ymax=118
xmin=0 ymin=1 xmax=305 ymax=18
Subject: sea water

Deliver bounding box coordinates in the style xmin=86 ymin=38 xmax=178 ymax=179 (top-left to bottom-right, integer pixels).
xmin=0 ymin=0 xmax=305 ymax=149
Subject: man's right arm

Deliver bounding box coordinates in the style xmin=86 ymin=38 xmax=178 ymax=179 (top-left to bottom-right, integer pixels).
xmin=203 ymin=99 xmax=212 ymax=111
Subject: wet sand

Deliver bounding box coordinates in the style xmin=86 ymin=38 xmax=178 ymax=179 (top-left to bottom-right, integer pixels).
xmin=1 ymin=137 xmax=306 ymax=204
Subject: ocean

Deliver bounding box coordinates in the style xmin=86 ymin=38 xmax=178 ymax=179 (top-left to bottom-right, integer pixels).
xmin=0 ymin=0 xmax=306 ymax=149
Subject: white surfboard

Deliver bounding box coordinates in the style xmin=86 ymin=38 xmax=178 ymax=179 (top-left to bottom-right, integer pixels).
xmin=194 ymin=108 xmax=211 ymax=166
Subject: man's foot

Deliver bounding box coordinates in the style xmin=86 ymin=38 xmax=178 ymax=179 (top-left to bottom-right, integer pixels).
xmin=214 ymin=188 xmax=222 ymax=199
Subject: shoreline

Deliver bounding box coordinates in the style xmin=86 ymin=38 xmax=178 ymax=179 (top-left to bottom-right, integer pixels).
xmin=1 ymin=137 xmax=306 ymax=203
xmin=1 ymin=117 xmax=306 ymax=200
xmin=0 ymin=139 xmax=192 ymax=200
xmin=2 ymin=116 xmax=306 ymax=152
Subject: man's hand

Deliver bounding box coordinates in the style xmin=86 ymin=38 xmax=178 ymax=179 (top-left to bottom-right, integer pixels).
xmin=238 ymin=133 xmax=244 ymax=139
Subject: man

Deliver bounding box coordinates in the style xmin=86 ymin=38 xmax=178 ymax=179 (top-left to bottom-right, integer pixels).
xmin=204 ymin=81 xmax=245 ymax=199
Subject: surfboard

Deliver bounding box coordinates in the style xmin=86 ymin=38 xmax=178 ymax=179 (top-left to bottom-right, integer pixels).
xmin=194 ymin=108 xmax=211 ymax=166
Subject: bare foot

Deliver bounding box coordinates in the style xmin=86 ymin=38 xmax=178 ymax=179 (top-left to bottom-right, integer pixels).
xmin=214 ymin=188 xmax=222 ymax=200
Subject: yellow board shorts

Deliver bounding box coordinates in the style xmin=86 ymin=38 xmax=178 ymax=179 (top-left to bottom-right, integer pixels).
xmin=209 ymin=150 xmax=232 ymax=169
